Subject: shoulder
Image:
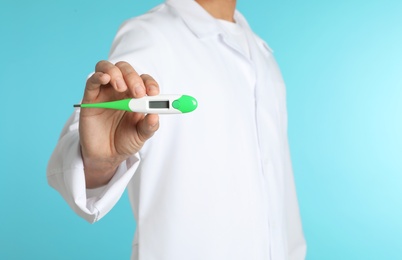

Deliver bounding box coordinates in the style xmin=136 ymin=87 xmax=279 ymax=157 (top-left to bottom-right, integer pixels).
xmin=235 ymin=10 xmax=274 ymax=53
xmin=116 ymin=3 xmax=182 ymax=38
xmin=109 ymin=4 xmax=175 ymax=57
xmin=252 ymin=32 xmax=274 ymax=53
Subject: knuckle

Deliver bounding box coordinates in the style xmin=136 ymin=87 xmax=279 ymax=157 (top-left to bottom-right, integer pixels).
xmin=95 ymin=60 xmax=122 ymax=79
xmin=115 ymin=61 xmax=128 ymax=67
xmin=125 ymin=70 xmax=141 ymax=83
xmin=116 ymin=62 xmax=141 ymax=83
xmin=140 ymin=73 xmax=152 ymax=80
xmin=105 ymin=66 xmax=123 ymax=79
xmin=95 ymin=60 xmax=109 ymax=70
xmin=115 ymin=60 xmax=130 ymax=66
xmin=141 ymin=74 xmax=158 ymax=86
xmin=111 ymin=66 xmax=123 ymax=75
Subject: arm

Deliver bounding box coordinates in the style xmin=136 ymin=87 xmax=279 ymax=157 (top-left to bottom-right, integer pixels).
xmin=46 ymin=62 xmax=160 ymax=222
xmin=47 ymin=18 xmax=164 ymax=223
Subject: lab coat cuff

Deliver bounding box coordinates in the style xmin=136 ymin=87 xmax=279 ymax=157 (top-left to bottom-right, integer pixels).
xmin=85 ymin=155 xmax=140 ymax=222
xmin=48 ymin=130 xmax=140 ymax=223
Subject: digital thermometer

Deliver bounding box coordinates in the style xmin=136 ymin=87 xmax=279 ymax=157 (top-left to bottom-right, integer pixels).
xmin=74 ymin=94 xmax=198 ymax=114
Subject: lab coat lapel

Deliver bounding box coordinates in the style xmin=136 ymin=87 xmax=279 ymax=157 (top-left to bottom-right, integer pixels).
xmin=166 ymin=0 xmax=223 ymax=38
xmin=168 ymin=0 xmax=255 ymax=63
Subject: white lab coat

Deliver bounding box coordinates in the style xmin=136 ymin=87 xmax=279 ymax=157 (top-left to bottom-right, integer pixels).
xmin=47 ymin=0 xmax=306 ymax=259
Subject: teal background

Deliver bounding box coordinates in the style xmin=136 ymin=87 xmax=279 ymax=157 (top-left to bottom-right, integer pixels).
xmin=1 ymin=0 xmax=401 ymax=259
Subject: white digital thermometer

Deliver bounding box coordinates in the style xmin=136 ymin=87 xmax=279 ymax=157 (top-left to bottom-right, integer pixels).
xmin=74 ymin=94 xmax=198 ymax=114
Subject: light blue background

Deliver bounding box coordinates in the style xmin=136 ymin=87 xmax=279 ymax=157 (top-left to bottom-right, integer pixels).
xmin=1 ymin=0 xmax=401 ymax=259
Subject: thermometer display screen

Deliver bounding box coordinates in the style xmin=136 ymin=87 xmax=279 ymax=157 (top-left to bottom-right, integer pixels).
xmin=149 ymin=101 xmax=169 ymax=109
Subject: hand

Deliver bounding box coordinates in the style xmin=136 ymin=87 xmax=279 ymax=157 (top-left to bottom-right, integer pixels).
xmin=79 ymin=60 xmax=160 ymax=188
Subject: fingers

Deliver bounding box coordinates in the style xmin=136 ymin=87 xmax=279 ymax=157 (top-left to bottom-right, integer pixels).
xmin=115 ymin=61 xmax=146 ymax=98
xmin=95 ymin=60 xmax=129 ymax=92
xmin=141 ymin=74 xmax=160 ymax=96
xmin=115 ymin=62 xmax=160 ymax=97
xmin=83 ymin=71 xmax=111 ymax=102
xmin=83 ymin=60 xmax=126 ymax=103
xmin=84 ymin=60 xmax=160 ymax=104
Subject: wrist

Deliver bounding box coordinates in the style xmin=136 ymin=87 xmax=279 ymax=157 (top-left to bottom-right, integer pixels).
xmin=81 ymin=149 xmax=125 ymax=189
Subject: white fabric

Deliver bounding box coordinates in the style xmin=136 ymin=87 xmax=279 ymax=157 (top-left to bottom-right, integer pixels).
xmin=47 ymin=0 xmax=306 ymax=259
xmin=217 ymin=19 xmax=250 ymax=59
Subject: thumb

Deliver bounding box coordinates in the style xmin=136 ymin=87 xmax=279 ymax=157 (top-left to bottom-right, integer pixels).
xmin=136 ymin=114 xmax=160 ymax=144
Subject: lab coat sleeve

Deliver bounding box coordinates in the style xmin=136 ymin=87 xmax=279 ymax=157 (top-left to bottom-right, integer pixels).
xmin=47 ymin=108 xmax=141 ymax=223
xmin=284 ymin=143 xmax=307 ymax=259
xmin=261 ymin=39 xmax=306 ymax=258
xmin=282 ymin=114 xmax=307 ymax=259
xmin=47 ymin=19 xmax=163 ymax=223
